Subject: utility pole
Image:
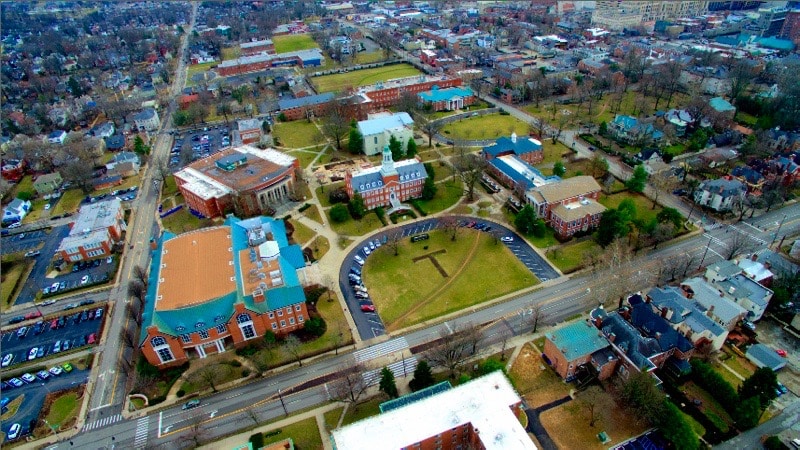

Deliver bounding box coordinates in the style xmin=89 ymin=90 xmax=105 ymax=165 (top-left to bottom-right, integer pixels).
xmin=277 ymin=388 xmax=288 ymax=417
xmin=698 ymin=235 xmax=713 ymax=270
xmin=771 ymin=214 xmax=787 ymax=247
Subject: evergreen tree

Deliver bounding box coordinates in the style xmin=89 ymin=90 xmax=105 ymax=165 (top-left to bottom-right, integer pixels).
xmin=133 ymin=135 xmax=150 ymax=155
xmin=409 ymin=361 xmax=435 ymax=391
xmin=514 ymin=205 xmax=541 ymax=235
xmin=598 ymin=121 xmax=608 ymax=136
xmin=348 ymin=127 xmax=364 ymax=154
xmin=625 ymin=164 xmax=648 ymax=193
xmin=553 ymin=161 xmax=566 ymax=177
xmin=389 ymin=135 xmax=404 ymax=161
xmin=348 ymin=192 xmax=366 ymax=219
xmin=406 ymin=137 xmax=417 ymax=158
xmin=330 ymin=204 xmax=349 ymax=223
xmin=739 ymin=367 xmax=778 ymax=410
xmin=379 ymin=366 xmax=399 ymax=398
xmin=67 ymin=76 xmax=82 ymax=97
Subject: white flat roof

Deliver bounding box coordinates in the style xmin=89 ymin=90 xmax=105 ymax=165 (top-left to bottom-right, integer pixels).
xmin=175 ymin=167 xmax=233 ymax=200
xmin=497 ymin=155 xmax=552 ymax=188
xmin=331 ymin=371 xmax=534 ymax=450
xmin=236 ymin=144 xmax=296 ymax=167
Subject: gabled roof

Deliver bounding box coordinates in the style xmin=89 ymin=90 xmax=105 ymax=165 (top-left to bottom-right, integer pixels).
xmin=278 ymin=92 xmax=335 ymax=110
xmin=698 ymin=178 xmax=746 ymax=198
xmin=718 ymin=274 xmax=772 ymax=309
xmin=529 ymin=176 xmax=601 ymax=204
xmin=630 ymin=301 xmax=694 ymax=354
xmin=545 ymin=320 xmax=610 ymax=361
xmin=710 ymin=97 xmax=735 ymax=112
xmin=746 ymin=343 xmax=786 ymax=371
xmin=418 ymin=86 xmax=474 ymax=102
xmin=488 ymin=154 xmax=558 ymax=190
xmin=595 ymin=309 xmax=661 ymax=372
xmin=732 ymin=165 xmax=763 ymax=184
xmin=681 ymin=277 xmax=747 ymax=324
xmin=350 ymin=158 xmax=427 ymax=194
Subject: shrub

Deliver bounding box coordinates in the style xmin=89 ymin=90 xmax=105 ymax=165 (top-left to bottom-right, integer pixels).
xmin=176 ymin=389 xmax=186 ymax=398
xmin=250 ymin=433 xmax=264 ymax=450
xmin=330 ymin=204 xmax=349 ymax=223
xmin=229 ymin=360 xmax=242 ymax=368
xmin=241 ymin=369 xmax=250 ymax=377
xmin=277 ymin=113 xmax=287 ymax=122
xmin=298 ymin=203 xmax=312 ymax=213
xmin=328 ymin=187 xmax=349 ymax=204
xmin=411 ymin=200 xmax=428 ymax=216
xmin=304 ymin=317 xmax=327 ymax=337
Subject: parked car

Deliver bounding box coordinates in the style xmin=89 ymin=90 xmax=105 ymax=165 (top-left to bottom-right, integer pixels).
xmin=52 ymin=340 xmax=62 ymax=353
xmin=1 ymin=353 xmax=14 ymax=367
xmin=49 ymin=366 xmax=64 ymax=376
xmin=360 ymin=303 xmax=375 ymax=312
xmin=80 ymin=299 xmax=95 ymax=306
xmin=20 ymin=373 xmax=36 ymax=383
xmin=501 ymin=236 xmax=514 ymax=243
xmin=36 ymin=370 xmax=50 ymax=380
xmin=36 ymin=347 xmax=44 ymax=358
xmin=354 ymin=255 xmax=365 ymax=266
xmin=8 ymin=316 xmax=24 ymax=324
xmin=24 ymin=250 xmax=41 ymax=257
xmin=61 ymin=362 xmax=74 ymax=372
xmin=7 ymin=423 xmax=21 ymax=440
xmin=28 ymin=347 xmax=38 ymax=360
xmin=8 ymin=378 xmax=24 ymax=388
xmin=87 ymin=333 xmax=97 ymax=344
xmin=24 ymin=311 xmax=42 ymax=320
xmin=80 ymin=275 xmax=90 ymax=285
xmin=17 ymin=327 xmax=28 ymax=338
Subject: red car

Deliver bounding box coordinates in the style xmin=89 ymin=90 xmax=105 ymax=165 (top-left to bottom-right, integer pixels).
xmin=776 ymin=349 xmax=787 ymax=357
xmin=360 ymin=304 xmax=375 ymax=312
xmin=86 ymin=333 xmax=97 ymax=345
xmin=24 ymin=311 xmax=42 ymax=320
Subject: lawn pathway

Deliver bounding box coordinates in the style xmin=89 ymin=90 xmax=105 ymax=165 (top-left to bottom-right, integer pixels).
xmin=387 ymin=231 xmax=482 ymax=329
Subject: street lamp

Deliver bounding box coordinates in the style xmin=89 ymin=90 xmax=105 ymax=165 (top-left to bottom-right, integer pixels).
xmin=277 ymin=388 xmax=288 ymax=417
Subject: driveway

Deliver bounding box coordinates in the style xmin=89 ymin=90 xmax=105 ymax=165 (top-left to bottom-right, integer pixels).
xmin=9 ymin=225 xmax=71 ymax=305
xmin=524 ymin=396 xmax=572 ymax=450
xmin=339 ymin=216 xmax=560 ymax=340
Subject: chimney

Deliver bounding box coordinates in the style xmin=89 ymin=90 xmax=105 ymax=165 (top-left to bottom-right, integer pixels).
xmin=660 ymin=307 xmax=668 ymax=319
xmin=655 ymin=332 xmax=662 ymax=340
xmin=764 ymin=261 xmax=771 ymax=270
xmin=608 ymin=332 xmax=616 ymax=343
xmin=728 ymin=286 xmax=736 ymax=295
xmin=751 ymin=254 xmax=758 ymax=261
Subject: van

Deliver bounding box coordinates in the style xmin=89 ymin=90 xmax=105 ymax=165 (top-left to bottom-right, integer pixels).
xmin=410 ymin=233 xmax=429 ymax=243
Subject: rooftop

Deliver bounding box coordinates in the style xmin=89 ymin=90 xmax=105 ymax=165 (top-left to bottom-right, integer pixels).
xmin=483 ymin=134 xmax=543 ymax=158
xmin=489 ymin=154 xmax=558 ymax=191
xmin=350 ymin=158 xmax=427 ymax=193
xmin=551 ymin=198 xmax=606 ymax=222
xmin=529 ymin=176 xmax=601 ymax=204
xmin=418 ymin=85 xmax=475 ymax=102
xmin=357 ymin=112 xmax=413 ymax=136
xmin=241 ymin=38 xmax=273 ymax=49
xmin=746 ymin=343 xmax=786 ymax=371
xmin=358 ymin=74 xmax=455 ymax=94
xmin=277 ymin=92 xmax=335 ymax=110
xmin=681 ymin=277 xmax=747 ymax=323
xmin=545 ymin=320 xmax=610 ymax=361
xmin=217 ymin=48 xmax=323 ymax=68
xmin=70 ymin=198 xmax=122 ymax=235
xmin=331 ymin=371 xmax=533 ymax=450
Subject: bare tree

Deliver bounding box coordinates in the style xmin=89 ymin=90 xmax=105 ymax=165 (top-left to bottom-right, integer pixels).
xmin=243 ymin=407 xmax=261 ymax=426
xmin=724 ymin=231 xmax=755 ymax=260
xmin=191 ymin=364 xmax=230 ymax=393
xmin=649 ymin=171 xmax=677 ymax=209
xmin=530 ymin=116 xmax=547 ymax=140
xmin=385 ymin=230 xmax=403 ymax=256
xmin=283 ymin=334 xmax=303 ymax=367
xmin=528 ymin=303 xmax=546 ymax=334
xmin=330 ymin=363 xmax=370 ymax=409
xmin=438 ymin=216 xmax=460 ymax=241
xmin=415 ymin=111 xmax=442 ymax=147
xmin=152 ymin=154 xmax=172 ymax=184
xmin=132 ymin=265 xmax=148 ymax=286
xmin=426 ymin=322 xmax=482 ymax=378
xmin=132 ymin=373 xmax=157 ymax=394
xmin=588 ymin=153 xmax=609 ymax=179
xmin=127 ymin=280 xmax=146 ymax=307
xmin=249 ymin=350 xmax=273 ymax=375
xmin=320 ymin=97 xmax=353 ymax=150
xmin=581 ymin=385 xmax=604 ymax=427
xmin=181 ymin=413 xmax=209 ymax=448
xmin=453 ymin=149 xmax=485 ymax=202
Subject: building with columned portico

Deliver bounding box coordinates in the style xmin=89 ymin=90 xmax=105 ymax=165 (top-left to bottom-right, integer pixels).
xmin=345 ymin=145 xmax=427 ymax=210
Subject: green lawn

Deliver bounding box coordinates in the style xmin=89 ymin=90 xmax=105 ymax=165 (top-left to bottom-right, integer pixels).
xmin=52 ymin=188 xmax=85 ymax=216
xmin=524 ymin=226 xmax=560 ymax=249
xmin=287 ymin=148 xmax=322 ymax=168
xmin=45 ymin=392 xmax=79 ymax=429
xmin=273 ymin=121 xmax=324 ymax=149
xmin=598 ymin=191 xmax=662 ymax=225
xmin=441 ymin=113 xmax=530 ymax=141
xmin=160 ymin=207 xmax=215 ymax=234
xmin=221 ymin=46 xmax=240 ymax=61
xmin=23 ymin=197 xmax=49 ymax=223
xmin=340 ymin=397 xmax=384 ymax=426
xmin=272 ymin=33 xmax=319 ymax=53
xmin=365 ymin=230 xmax=537 ymax=330
xmin=415 ymin=178 xmax=464 ymax=214
xmin=311 ymin=64 xmax=422 ymax=93
xmin=546 ymin=240 xmax=601 ymax=273
xmin=12 ymin=175 xmax=35 ymax=197
xmin=323 ymin=406 xmax=345 ymax=430
xmin=186 ymin=62 xmax=216 ymax=86
xmin=301 ymin=204 xmax=323 ymax=225
xmin=354 ymin=51 xmax=385 ymax=65
xmin=328 ymin=209 xmax=384 ymax=236
xmin=1 ymin=258 xmax=29 ymax=309
xmin=288 ymin=218 xmax=315 ymax=245
xmin=161 ymin=175 xmax=180 ymax=199
xmin=315 ymin=182 xmax=344 ymax=208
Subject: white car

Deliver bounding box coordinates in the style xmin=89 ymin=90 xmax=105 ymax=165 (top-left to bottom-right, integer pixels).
xmin=1 ymin=353 xmax=13 ymax=367
xmin=363 ymin=246 xmax=371 ymax=256
xmin=80 ymin=275 xmax=90 ymax=285
xmin=44 ymin=203 xmax=51 ymax=210
xmin=49 ymin=366 xmax=64 ymax=376
xmin=7 ymin=423 xmax=21 ymax=440
xmin=501 ymin=236 xmax=514 ymax=243
xmin=28 ymin=347 xmax=38 ymax=361
xmin=20 ymin=373 xmax=36 ymax=383
xmin=354 ymin=255 xmax=365 ymax=266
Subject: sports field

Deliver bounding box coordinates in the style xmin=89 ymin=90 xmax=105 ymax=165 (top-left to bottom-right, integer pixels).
xmin=311 ymin=64 xmax=422 ymax=93
xmin=363 ymin=229 xmax=538 ymax=331
xmin=273 ymin=34 xmax=318 ymax=53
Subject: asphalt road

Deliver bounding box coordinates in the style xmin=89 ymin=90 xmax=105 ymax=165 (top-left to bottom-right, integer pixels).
xmin=338 ymin=216 xmax=560 ymax=341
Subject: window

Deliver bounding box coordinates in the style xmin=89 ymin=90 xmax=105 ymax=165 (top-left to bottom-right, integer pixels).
xmin=237 ymin=313 xmax=256 ymax=340
xmin=180 ymin=334 xmax=191 ymax=343
xmin=216 ymin=323 xmax=227 ymax=334
xmin=237 ymin=313 xmax=252 ymax=324
xmin=286 ymin=307 xmax=292 ymax=314
xmin=289 ymin=318 xmax=295 ymax=325
xmin=277 ymin=310 xmax=283 ymax=317
xmin=268 ymin=312 xmax=274 ymax=319
xmin=151 ymin=336 xmax=167 ymax=347
xmin=295 ymin=305 xmax=302 ymax=312
xmin=241 ymin=324 xmax=256 ymax=339
xmin=272 ymin=323 xmax=278 ymax=330
xmin=280 ymin=320 xmax=286 ymax=327
xmin=198 ymin=329 xmax=209 ymax=340
xmin=298 ymin=315 xmax=304 ymax=322
xmin=157 ymin=347 xmax=174 ymax=363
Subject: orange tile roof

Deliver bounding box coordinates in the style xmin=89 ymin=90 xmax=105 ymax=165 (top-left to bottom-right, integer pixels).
xmin=155 ymin=227 xmax=236 ymax=311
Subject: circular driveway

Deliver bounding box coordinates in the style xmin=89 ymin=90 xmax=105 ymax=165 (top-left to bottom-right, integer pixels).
xmin=338 ymin=216 xmax=560 ymax=340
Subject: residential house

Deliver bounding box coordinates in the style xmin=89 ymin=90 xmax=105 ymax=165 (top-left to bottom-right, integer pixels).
xmin=2 ymin=198 xmax=31 ymax=224
xmin=113 ymin=161 xmax=139 ymax=178
xmin=33 ymin=172 xmax=63 ymax=196
xmin=737 ymin=256 xmax=774 ymax=287
xmin=277 ymin=92 xmax=335 ymax=121
xmin=1 ymin=159 xmax=25 ymax=182
xmin=236 ymin=118 xmax=262 ymax=145
xmin=89 ymin=121 xmax=116 ymax=139
xmin=698 ymin=147 xmax=738 ymax=168
xmin=417 ymin=86 xmax=476 ymax=111
xmin=133 ymin=108 xmax=160 ymax=132
xmin=635 ymin=148 xmax=667 ymax=174
xmin=608 ymin=115 xmax=664 ymax=144
xmin=57 ymin=198 xmax=126 ymax=262
xmin=645 ymin=287 xmax=729 ymax=351
xmin=139 ymin=215 xmax=310 ymax=368
xmin=106 ymin=152 xmax=141 ymax=173
xmin=731 ymin=165 xmax=765 ymax=193
xmin=482 ymin=133 xmax=544 ymax=166
xmin=664 ymin=109 xmax=695 ymax=137
xmin=577 ymin=58 xmax=609 ymax=75
xmin=331 ymin=371 xmax=532 ymax=450
xmin=174 ymin=145 xmax=300 ymax=219
xmin=526 ymin=176 xmax=605 ymax=239
xmin=680 ymin=277 xmax=748 ymax=331
xmin=709 ymin=96 xmax=736 ymax=118
xmin=179 ymin=93 xmax=200 ymax=110
xmin=705 ymin=260 xmax=773 ymax=321
xmin=93 ymin=175 xmax=124 ymax=191
xmin=543 ymin=320 xmax=616 ymax=381
xmin=357 ymin=112 xmax=414 ymax=156
xmin=745 ymin=344 xmax=787 ymax=371
xmin=48 ymin=130 xmax=67 ymax=145
xmin=104 ymin=134 xmax=126 ymax=152
xmin=345 ymin=145 xmax=427 ymax=211
xmin=693 ymin=178 xmax=746 ymax=212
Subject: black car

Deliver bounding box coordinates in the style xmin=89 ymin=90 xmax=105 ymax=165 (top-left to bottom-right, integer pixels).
xmin=80 ymin=299 xmax=95 ymax=306
xmin=8 ymin=316 xmax=24 ymax=324
xmin=80 ymin=311 xmax=89 ymax=322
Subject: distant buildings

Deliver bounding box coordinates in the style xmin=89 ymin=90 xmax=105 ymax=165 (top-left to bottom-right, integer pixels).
xmin=592 ymin=1 xmax=709 ymax=31
xmin=345 ymin=145 xmax=427 ymax=210
xmin=357 ymin=74 xmax=464 ymax=110
xmin=174 ymin=145 xmax=299 ymax=219
xmin=133 ymin=108 xmax=160 ymax=132
xmin=331 ymin=371 xmax=533 ymax=450
xmin=140 ymin=215 xmax=310 ymax=368
xmin=693 ymin=178 xmax=746 ymax=212
xmin=240 ymin=38 xmax=275 ymax=56
xmin=216 ymin=49 xmax=324 ymax=76
xmin=277 ymin=92 xmax=335 ymax=121
xmin=57 ymin=198 xmax=126 ymax=262
xmin=357 ymin=112 xmax=414 ymax=156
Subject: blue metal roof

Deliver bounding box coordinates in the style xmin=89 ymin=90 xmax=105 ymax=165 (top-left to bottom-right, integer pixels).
xmin=278 ymin=92 xmax=335 ymax=110
xmin=746 ymin=343 xmax=786 ymax=371
xmin=488 ymin=156 xmax=558 ymax=190
xmin=545 ymin=320 xmax=609 ymax=362
xmin=357 ymin=112 xmax=413 ymax=136
xmin=710 ymin=97 xmax=736 ymax=112
xmin=483 ymin=135 xmax=542 ymax=158
xmin=418 ymin=86 xmax=474 ymax=102
xmin=351 ymin=160 xmax=427 ymax=194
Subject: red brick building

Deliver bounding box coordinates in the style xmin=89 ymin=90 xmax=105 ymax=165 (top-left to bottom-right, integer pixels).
xmin=543 ymin=320 xmax=617 ymax=381
xmin=240 ymin=38 xmax=275 ymax=56
xmin=357 ymin=74 xmax=463 ymax=109
xmin=216 ymin=49 xmax=323 ymax=77
xmin=526 ymin=176 xmax=605 ymax=239
xmin=140 ymin=216 xmax=309 ymax=368
xmin=57 ymin=198 xmax=126 ymax=262
xmin=174 ymin=145 xmax=299 ymax=219
xmin=236 ymin=118 xmax=262 ymax=145
xmin=345 ymin=146 xmax=427 ymax=210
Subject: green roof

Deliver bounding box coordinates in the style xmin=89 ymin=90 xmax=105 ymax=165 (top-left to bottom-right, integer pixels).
xmin=418 ymin=86 xmax=474 ymax=102
xmin=545 ymin=320 xmax=609 ymax=361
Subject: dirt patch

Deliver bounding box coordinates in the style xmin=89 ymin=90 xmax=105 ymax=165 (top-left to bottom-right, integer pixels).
xmin=508 ymin=343 xmax=571 ymax=408
xmin=411 ymin=249 xmax=448 ymax=277
xmin=539 ymin=386 xmax=649 ymax=450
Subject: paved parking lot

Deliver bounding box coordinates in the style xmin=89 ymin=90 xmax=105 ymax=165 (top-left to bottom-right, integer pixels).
xmin=170 ymin=125 xmax=232 ymax=169
xmin=0 ymin=229 xmax=48 ymax=256
xmin=339 ymin=216 xmax=561 ymax=340
xmin=1 ymin=367 xmax=89 ymax=442
xmin=41 ymin=256 xmax=115 ymax=298
xmin=6 ymin=225 xmax=71 ymax=306
xmin=1 ymin=307 xmax=105 ymax=370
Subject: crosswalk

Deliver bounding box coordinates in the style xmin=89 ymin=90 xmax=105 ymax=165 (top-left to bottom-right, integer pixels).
xmin=134 ymin=416 xmax=149 ymax=449
xmin=82 ymin=414 xmax=122 ymax=431
xmin=354 ymin=337 xmax=409 ymax=364
xmin=362 ymin=356 xmax=419 ymax=386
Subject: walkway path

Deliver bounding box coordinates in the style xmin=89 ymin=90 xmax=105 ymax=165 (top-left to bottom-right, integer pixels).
xmin=525 ymin=396 xmax=573 ymax=450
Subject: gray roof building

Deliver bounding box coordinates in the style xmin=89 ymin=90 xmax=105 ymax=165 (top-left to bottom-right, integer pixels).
xmin=746 ymin=343 xmax=786 ymax=371
xmin=681 ymin=277 xmax=747 ymax=330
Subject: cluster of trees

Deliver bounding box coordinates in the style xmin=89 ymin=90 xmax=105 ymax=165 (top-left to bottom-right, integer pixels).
xmin=595 ymin=195 xmax=684 ymax=251
xmin=691 ymin=359 xmax=778 ymax=430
